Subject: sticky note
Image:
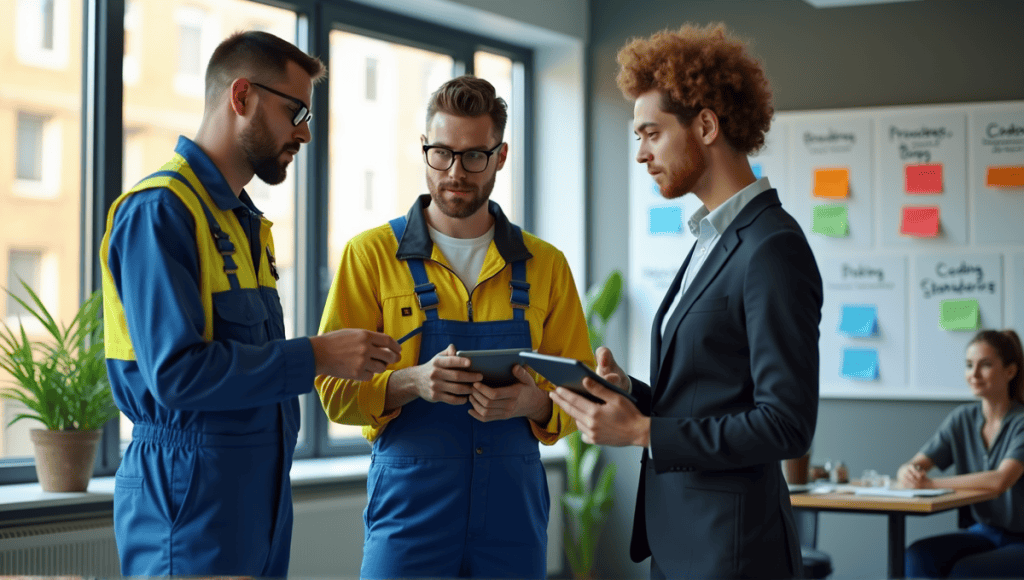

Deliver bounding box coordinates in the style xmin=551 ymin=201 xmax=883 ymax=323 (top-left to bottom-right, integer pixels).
xmin=900 ymin=206 xmax=940 ymax=237
xmin=986 ymin=166 xmax=1024 ymax=188
xmin=812 ymin=204 xmax=849 ymax=237
xmin=905 ymin=163 xmax=943 ymax=194
xmin=751 ymin=163 xmax=763 ymax=179
xmin=813 ymin=168 xmax=850 ymax=198
xmin=839 ymin=305 xmax=878 ymax=337
xmin=649 ymin=206 xmax=682 ymax=234
xmin=940 ymin=299 xmax=980 ymax=331
xmin=841 ymin=348 xmax=879 ymax=381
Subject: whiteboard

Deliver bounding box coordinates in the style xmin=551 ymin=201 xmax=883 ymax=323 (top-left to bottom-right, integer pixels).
xmin=625 ymin=100 xmax=1024 ymax=401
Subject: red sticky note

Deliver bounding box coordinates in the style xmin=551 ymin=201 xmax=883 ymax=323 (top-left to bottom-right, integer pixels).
xmin=905 ymin=163 xmax=943 ymax=194
xmin=986 ymin=166 xmax=1024 ymax=188
xmin=900 ymin=206 xmax=940 ymax=237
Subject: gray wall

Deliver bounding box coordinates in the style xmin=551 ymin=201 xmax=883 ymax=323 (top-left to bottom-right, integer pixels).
xmin=587 ymin=1 xmax=1024 ymax=578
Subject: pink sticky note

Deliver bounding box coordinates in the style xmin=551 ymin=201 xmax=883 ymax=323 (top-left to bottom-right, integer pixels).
xmin=900 ymin=206 xmax=940 ymax=237
xmin=905 ymin=163 xmax=943 ymax=194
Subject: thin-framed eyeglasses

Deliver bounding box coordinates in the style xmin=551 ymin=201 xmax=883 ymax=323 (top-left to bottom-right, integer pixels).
xmin=251 ymin=82 xmax=312 ymax=126
xmin=422 ymin=142 xmax=504 ymax=173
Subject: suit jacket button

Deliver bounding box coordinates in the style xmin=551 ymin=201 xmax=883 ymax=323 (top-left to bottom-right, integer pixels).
xmin=476 ymin=447 xmax=484 ymax=455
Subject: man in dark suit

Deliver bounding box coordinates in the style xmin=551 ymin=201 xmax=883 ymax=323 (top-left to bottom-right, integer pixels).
xmin=551 ymin=23 xmax=823 ymax=579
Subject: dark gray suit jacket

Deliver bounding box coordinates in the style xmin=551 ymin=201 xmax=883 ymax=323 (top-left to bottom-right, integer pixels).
xmin=629 ymin=189 xmax=823 ymax=579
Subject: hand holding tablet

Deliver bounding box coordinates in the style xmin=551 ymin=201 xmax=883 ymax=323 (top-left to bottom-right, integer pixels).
xmin=519 ymin=351 xmax=637 ymax=404
xmin=455 ymin=348 xmax=531 ymax=387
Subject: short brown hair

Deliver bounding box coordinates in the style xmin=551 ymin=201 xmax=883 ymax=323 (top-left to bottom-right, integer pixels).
xmin=205 ymin=31 xmax=326 ymax=107
xmin=970 ymin=329 xmax=1024 ymax=403
xmin=426 ymin=75 xmax=507 ymax=143
xmin=616 ymin=23 xmax=773 ymax=154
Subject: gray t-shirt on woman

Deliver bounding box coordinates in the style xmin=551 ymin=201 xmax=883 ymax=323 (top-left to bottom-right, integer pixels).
xmin=920 ymin=401 xmax=1024 ymax=533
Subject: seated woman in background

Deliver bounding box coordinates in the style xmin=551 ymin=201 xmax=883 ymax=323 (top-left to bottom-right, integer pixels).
xmin=897 ymin=329 xmax=1024 ymax=578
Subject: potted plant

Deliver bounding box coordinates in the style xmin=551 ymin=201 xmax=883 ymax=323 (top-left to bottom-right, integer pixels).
xmin=562 ymin=269 xmax=623 ymax=580
xmin=0 ymin=282 xmax=118 ymax=492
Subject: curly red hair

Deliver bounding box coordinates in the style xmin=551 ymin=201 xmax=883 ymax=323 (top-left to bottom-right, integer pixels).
xmin=616 ymin=23 xmax=773 ymax=154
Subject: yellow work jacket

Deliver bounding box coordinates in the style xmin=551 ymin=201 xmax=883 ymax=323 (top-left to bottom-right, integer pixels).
xmin=315 ymin=196 xmax=594 ymax=444
xmin=100 ymin=153 xmax=281 ymax=360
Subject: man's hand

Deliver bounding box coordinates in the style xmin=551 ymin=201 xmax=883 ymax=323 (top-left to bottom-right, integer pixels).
xmin=385 ymin=344 xmax=482 ymax=410
xmin=310 ymin=329 xmax=401 ymax=381
xmin=468 ymin=365 xmax=552 ymax=424
xmin=549 ymin=347 xmax=648 ymax=447
xmin=594 ymin=346 xmax=631 ymax=393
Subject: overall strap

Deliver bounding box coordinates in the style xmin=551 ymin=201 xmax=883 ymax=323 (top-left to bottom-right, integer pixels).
xmin=150 ymin=170 xmax=241 ymax=291
xmin=509 ymin=259 xmax=530 ymax=321
xmin=389 ymin=217 xmax=440 ymax=323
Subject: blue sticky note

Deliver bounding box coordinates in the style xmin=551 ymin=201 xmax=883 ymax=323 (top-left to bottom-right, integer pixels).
xmin=838 ymin=304 xmax=878 ymax=337
xmin=751 ymin=163 xmax=763 ymax=179
xmin=841 ymin=348 xmax=879 ymax=381
xmin=649 ymin=206 xmax=682 ymax=234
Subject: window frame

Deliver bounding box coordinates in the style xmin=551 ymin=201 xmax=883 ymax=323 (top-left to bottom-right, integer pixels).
xmin=0 ymin=0 xmax=534 ymax=484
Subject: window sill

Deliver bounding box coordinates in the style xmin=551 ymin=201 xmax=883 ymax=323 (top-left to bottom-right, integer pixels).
xmin=0 ymin=440 xmax=567 ymax=524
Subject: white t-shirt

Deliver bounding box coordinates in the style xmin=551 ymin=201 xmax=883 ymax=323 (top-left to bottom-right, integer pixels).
xmin=428 ymin=225 xmax=495 ymax=293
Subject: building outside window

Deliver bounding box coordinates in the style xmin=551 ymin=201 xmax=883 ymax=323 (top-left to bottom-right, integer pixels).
xmin=15 ymin=113 xmax=46 ymax=182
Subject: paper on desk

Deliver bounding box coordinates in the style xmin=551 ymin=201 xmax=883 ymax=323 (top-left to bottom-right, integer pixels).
xmin=853 ymin=487 xmax=953 ymax=498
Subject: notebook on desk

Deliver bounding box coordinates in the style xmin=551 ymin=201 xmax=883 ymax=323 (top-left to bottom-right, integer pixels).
xmin=853 ymin=487 xmax=954 ymax=498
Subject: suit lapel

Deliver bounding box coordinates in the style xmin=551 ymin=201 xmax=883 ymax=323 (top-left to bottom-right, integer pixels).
xmin=656 ymin=189 xmax=781 ymax=371
xmin=651 ymin=244 xmax=695 ymax=386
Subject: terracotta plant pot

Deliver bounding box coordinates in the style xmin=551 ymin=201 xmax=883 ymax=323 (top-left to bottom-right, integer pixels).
xmin=29 ymin=429 xmax=102 ymax=492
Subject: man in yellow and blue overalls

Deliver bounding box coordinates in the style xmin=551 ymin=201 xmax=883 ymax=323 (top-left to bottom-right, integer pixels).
xmin=315 ymin=76 xmax=594 ymax=579
xmin=100 ymin=31 xmax=400 ymax=577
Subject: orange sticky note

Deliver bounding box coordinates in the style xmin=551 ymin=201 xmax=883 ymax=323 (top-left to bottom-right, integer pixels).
xmin=813 ymin=168 xmax=850 ymax=198
xmin=986 ymin=166 xmax=1024 ymax=188
xmin=905 ymin=163 xmax=943 ymax=194
xmin=900 ymin=206 xmax=940 ymax=237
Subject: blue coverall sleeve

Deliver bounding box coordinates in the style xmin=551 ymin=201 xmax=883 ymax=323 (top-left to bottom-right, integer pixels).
xmin=107 ymin=189 xmax=315 ymax=411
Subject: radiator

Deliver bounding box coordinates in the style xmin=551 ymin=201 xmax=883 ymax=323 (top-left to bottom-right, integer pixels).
xmin=0 ymin=517 xmax=120 ymax=576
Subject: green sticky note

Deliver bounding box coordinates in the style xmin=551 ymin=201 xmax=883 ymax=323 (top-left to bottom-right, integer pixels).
xmin=939 ymin=299 xmax=980 ymax=331
xmin=812 ymin=204 xmax=849 ymax=237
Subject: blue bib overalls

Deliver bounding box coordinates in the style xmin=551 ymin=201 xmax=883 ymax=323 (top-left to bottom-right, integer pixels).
xmin=359 ymin=216 xmax=550 ymax=580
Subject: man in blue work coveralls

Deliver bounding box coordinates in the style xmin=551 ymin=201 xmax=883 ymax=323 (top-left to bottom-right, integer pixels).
xmin=316 ymin=76 xmax=595 ymax=579
xmin=100 ymin=31 xmax=401 ymax=577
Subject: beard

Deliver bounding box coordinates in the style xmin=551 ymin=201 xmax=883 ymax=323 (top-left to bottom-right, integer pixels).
xmin=658 ymin=131 xmax=707 ymax=200
xmin=427 ymin=170 xmax=496 ymax=219
xmin=240 ymin=108 xmax=298 ymax=186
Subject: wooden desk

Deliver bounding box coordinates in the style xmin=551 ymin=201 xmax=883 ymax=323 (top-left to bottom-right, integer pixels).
xmin=791 ymin=488 xmax=998 ymax=579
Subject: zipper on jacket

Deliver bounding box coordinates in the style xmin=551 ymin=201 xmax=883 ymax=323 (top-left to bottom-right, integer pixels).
xmin=428 ymin=259 xmax=507 ymax=323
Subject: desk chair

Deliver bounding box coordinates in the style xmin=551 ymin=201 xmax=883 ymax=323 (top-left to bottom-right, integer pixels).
xmin=794 ymin=508 xmax=833 ymax=579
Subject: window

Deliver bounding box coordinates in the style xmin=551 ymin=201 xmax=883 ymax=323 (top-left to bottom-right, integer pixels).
xmin=172 ymin=6 xmax=218 ymax=97
xmin=0 ymin=0 xmax=532 ymax=484
xmin=15 ymin=0 xmax=70 ymax=69
xmin=0 ymin=0 xmax=80 ymax=471
xmin=5 ymin=250 xmax=43 ymax=319
xmin=365 ymin=57 xmax=378 ymax=101
xmin=13 ymin=111 xmax=63 ymax=199
xmin=15 ymin=113 xmax=45 ymax=181
xmin=123 ymin=1 xmax=140 ymax=85
xmin=365 ymin=170 xmax=375 ymax=210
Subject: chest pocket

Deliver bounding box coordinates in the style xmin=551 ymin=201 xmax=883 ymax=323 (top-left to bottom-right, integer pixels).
xmin=690 ymin=295 xmax=728 ymax=313
xmin=212 ymin=289 xmax=269 ymax=345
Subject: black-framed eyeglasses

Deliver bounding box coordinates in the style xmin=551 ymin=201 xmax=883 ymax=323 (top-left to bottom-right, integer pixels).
xmin=422 ymin=142 xmax=504 ymax=173
xmin=251 ymin=82 xmax=312 ymax=126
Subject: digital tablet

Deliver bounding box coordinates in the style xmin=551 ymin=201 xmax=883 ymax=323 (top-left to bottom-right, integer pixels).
xmin=520 ymin=351 xmax=637 ymax=405
xmin=455 ymin=348 xmax=530 ymax=387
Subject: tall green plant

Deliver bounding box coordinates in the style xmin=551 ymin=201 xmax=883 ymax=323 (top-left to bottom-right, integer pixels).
xmin=562 ymin=269 xmax=623 ymax=580
xmin=0 ymin=283 xmax=117 ymax=431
